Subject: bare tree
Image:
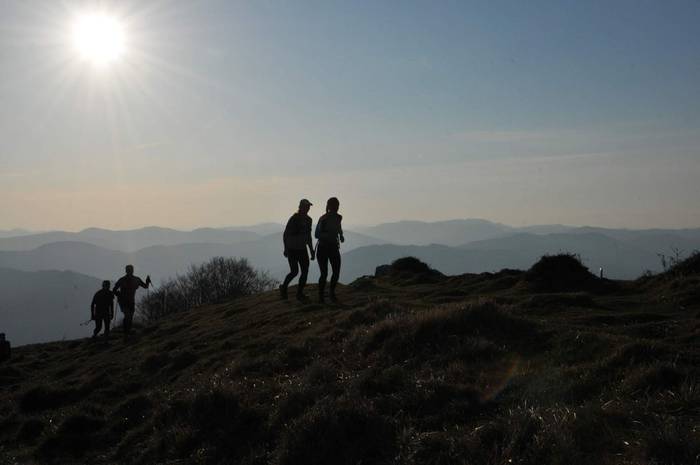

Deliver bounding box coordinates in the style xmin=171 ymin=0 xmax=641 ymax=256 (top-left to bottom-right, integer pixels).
xmin=138 ymin=257 xmax=277 ymax=323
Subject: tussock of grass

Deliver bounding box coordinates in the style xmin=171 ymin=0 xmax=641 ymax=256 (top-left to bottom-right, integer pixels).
xmin=140 ymin=353 xmax=171 ymax=372
xmin=19 ymin=385 xmax=82 ymax=413
xmin=277 ymin=398 xmax=396 ymax=465
xmin=273 ymin=361 xmax=341 ymax=428
xmin=465 ymin=402 xmax=630 ymax=465
xmin=157 ymin=387 xmax=267 ymax=463
xmin=16 ymin=418 xmax=45 ymax=443
xmin=168 ymin=350 xmax=198 ymax=371
xmin=645 ymin=418 xmax=700 ymax=465
xmin=276 ymin=344 xmax=311 ymax=370
xmin=362 ymin=301 xmax=539 ymax=360
xmin=355 ymin=365 xmax=410 ymax=396
xmin=622 ymin=362 xmax=686 ymax=393
xmin=110 ymin=395 xmax=153 ymax=433
xmin=39 ymin=414 xmax=106 ymax=458
xmin=345 ymin=298 xmax=403 ymax=328
xmin=0 ymin=366 xmax=23 ymax=384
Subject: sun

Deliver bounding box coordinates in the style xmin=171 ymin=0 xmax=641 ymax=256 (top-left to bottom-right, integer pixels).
xmin=72 ymin=12 xmax=126 ymax=67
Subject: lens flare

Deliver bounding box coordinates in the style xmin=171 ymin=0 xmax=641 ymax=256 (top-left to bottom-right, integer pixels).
xmin=480 ymin=356 xmax=521 ymax=402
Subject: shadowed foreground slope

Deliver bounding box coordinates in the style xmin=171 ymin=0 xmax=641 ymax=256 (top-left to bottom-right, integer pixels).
xmin=1 ymin=260 xmax=699 ymax=465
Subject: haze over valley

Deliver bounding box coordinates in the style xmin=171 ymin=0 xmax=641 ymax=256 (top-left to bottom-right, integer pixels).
xmin=2 ymin=219 xmax=699 ymax=345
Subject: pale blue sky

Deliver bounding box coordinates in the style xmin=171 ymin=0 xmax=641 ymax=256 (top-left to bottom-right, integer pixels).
xmin=1 ymin=1 xmax=699 ymax=230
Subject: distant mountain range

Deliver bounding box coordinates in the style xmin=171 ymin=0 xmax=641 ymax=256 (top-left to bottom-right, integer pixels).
xmin=0 ymin=268 xmax=101 ymax=346
xmin=2 ymin=220 xmax=699 ymax=346
xmin=0 ymin=230 xmax=385 ymax=285
xmin=0 ymin=229 xmax=33 ymax=239
xmin=0 ymin=226 xmax=262 ymax=252
xmin=0 ymin=221 xmax=698 ymax=282
xmin=354 ymin=219 xmax=513 ymax=246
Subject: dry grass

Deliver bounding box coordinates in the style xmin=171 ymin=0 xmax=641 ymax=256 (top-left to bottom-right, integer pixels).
xmin=1 ymin=261 xmax=699 ymax=464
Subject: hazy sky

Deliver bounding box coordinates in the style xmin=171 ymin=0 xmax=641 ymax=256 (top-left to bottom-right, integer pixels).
xmin=1 ymin=1 xmax=699 ymax=231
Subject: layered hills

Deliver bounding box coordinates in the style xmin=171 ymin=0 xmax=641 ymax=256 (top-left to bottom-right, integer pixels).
xmin=2 ymin=220 xmax=700 ymax=346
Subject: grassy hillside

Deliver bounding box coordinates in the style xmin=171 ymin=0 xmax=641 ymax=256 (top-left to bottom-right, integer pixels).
xmin=1 ymin=257 xmax=698 ymax=464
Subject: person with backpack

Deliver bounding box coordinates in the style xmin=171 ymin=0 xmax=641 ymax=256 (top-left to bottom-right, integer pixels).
xmin=280 ymin=199 xmax=315 ymax=302
xmin=113 ymin=265 xmax=151 ymax=339
xmin=315 ymin=197 xmax=344 ymax=303
xmin=91 ymin=280 xmax=115 ymax=341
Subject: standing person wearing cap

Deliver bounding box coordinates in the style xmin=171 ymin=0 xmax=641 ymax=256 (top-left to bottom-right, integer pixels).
xmin=280 ymin=199 xmax=315 ymax=302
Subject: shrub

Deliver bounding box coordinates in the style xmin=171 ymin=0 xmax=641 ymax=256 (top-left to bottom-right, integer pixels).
xmin=139 ymin=257 xmax=277 ymax=322
xmin=524 ymin=254 xmax=598 ymax=292
xmin=391 ymin=256 xmax=432 ymax=274
xmin=665 ymin=250 xmax=700 ymax=277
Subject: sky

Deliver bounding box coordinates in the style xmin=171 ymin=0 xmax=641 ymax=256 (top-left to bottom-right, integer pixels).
xmin=1 ymin=0 xmax=699 ymax=231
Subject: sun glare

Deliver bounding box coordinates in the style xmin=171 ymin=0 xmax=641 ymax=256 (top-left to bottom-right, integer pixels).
xmin=72 ymin=13 xmax=126 ymax=67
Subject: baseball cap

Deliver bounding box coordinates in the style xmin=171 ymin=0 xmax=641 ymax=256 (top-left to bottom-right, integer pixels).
xmin=299 ymin=199 xmax=313 ymax=207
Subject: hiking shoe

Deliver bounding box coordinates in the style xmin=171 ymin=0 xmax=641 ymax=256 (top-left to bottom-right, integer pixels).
xmin=330 ymin=292 xmax=338 ymax=303
xmin=318 ymin=294 xmax=325 ymax=304
xmin=279 ymin=286 xmax=288 ymax=300
xmin=296 ymin=294 xmax=310 ymax=303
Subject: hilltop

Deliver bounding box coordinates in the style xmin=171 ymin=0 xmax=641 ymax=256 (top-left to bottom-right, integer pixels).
xmin=0 ymin=256 xmax=698 ymax=464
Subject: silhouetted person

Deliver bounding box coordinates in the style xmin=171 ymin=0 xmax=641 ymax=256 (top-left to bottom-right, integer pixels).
xmin=281 ymin=199 xmax=315 ymax=302
xmin=0 ymin=333 xmax=10 ymax=362
xmin=316 ymin=197 xmax=344 ymax=303
xmin=113 ymin=265 xmax=151 ymax=339
xmin=91 ymin=280 xmax=114 ymax=341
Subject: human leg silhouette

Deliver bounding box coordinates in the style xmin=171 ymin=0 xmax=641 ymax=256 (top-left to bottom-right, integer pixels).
xmin=329 ymin=249 xmax=341 ymax=302
xmin=281 ymin=255 xmax=300 ymax=299
xmin=297 ymin=253 xmax=310 ymax=299
xmin=317 ymin=246 xmax=329 ymax=302
xmin=93 ymin=317 xmax=103 ymax=338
